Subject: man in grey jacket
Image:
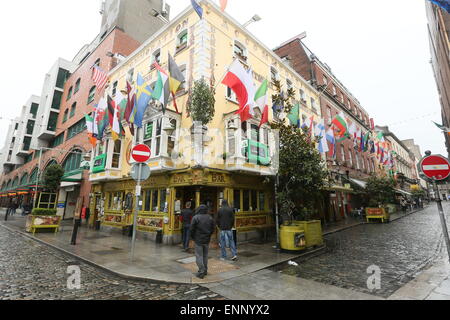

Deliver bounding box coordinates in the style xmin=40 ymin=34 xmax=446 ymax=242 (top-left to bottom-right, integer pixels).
xmin=190 ymin=202 xmax=215 ymax=279
xmin=217 ymin=200 xmax=238 ymax=261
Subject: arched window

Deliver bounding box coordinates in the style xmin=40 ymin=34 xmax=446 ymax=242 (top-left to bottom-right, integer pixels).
xmin=20 ymin=173 xmax=29 ymax=186
xmin=29 ymin=168 xmax=38 ymax=185
xmin=74 ymin=78 xmax=81 ymax=94
xmin=70 ymin=102 xmax=77 ymax=118
xmin=63 ymin=150 xmax=83 ymax=173
xmin=67 ymin=86 xmax=73 ymax=101
xmin=87 ymin=86 xmax=96 ymax=104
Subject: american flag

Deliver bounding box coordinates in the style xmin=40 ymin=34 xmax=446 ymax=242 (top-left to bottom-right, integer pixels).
xmin=92 ymin=65 xmax=108 ymax=91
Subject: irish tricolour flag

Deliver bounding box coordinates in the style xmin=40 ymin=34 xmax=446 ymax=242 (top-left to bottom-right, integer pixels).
xmin=222 ymin=59 xmax=256 ymax=122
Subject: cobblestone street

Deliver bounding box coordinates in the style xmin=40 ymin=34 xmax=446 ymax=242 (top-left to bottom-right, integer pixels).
xmin=0 ymin=225 xmax=225 ymax=300
xmin=276 ymin=203 xmax=450 ymax=298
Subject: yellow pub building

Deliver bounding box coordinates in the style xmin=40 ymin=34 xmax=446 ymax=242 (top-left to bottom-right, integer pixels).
xmin=88 ymin=0 xmax=322 ymax=245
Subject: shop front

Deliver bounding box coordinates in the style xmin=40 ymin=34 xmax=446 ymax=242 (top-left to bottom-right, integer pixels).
xmin=90 ymin=168 xmax=274 ymax=245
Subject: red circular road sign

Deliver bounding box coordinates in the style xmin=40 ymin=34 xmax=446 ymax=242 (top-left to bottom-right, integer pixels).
xmin=421 ymin=155 xmax=450 ymax=181
xmin=131 ymin=144 xmax=151 ymax=163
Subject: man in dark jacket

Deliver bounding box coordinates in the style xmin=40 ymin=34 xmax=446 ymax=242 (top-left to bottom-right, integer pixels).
xmin=181 ymin=201 xmax=194 ymax=251
xmin=190 ymin=202 xmax=215 ymax=279
xmin=217 ymin=200 xmax=238 ymax=261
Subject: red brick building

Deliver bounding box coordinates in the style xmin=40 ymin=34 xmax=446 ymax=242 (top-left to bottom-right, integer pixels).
xmin=275 ymin=34 xmax=378 ymax=222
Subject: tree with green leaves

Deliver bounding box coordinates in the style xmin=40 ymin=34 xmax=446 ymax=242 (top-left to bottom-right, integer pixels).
xmin=187 ymin=78 xmax=216 ymax=125
xmin=271 ymin=80 xmax=328 ymax=222
xmin=43 ymin=164 xmax=64 ymax=193
xmin=365 ymin=175 xmax=396 ymax=207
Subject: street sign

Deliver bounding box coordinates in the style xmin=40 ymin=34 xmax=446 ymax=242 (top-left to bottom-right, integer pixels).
xmin=131 ymin=144 xmax=151 ymax=163
xmin=130 ymin=163 xmax=151 ymax=182
xmin=420 ymin=155 xmax=450 ymax=181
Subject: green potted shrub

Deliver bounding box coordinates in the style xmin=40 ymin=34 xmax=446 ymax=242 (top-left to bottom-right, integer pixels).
xmin=364 ymin=175 xmax=396 ymax=223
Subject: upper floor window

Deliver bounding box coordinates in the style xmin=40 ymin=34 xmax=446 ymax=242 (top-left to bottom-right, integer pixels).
xmin=332 ymin=85 xmax=337 ymax=96
xmin=151 ymin=50 xmax=161 ymax=67
xmin=286 ymin=79 xmax=293 ymax=91
xmin=111 ymin=140 xmax=122 ymax=169
xmin=176 ymin=30 xmax=188 ymax=52
xmin=299 ymin=89 xmax=306 ymax=102
xmin=74 ymin=78 xmax=81 ymax=94
xmin=270 ymin=66 xmax=279 ymax=83
xmin=87 ymin=86 xmax=96 ymax=104
xmin=112 ymin=81 xmax=118 ymax=97
xmin=226 ymin=87 xmax=238 ymax=102
xmin=323 ymin=75 xmax=328 ymax=86
xmin=94 ymin=58 xmax=101 ymax=68
xmin=310 ymin=97 xmax=317 ymax=111
xmin=327 ymin=106 xmax=332 ymax=120
xmin=234 ymin=41 xmax=247 ymax=62
xmin=67 ymin=118 xmax=86 ymax=140
xmin=63 ymin=109 xmax=69 ymax=123
xmin=63 ymin=150 xmax=83 ymax=173
xmin=67 ymin=87 xmax=73 ymax=101
xmin=70 ymin=102 xmax=77 ymax=118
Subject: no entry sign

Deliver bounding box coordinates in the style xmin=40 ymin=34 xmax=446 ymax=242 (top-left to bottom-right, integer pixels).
xmin=131 ymin=144 xmax=151 ymax=163
xmin=421 ymin=155 xmax=450 ymax=181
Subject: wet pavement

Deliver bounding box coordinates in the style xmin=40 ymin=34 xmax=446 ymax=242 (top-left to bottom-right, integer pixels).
xmin=0 ymin=225 xmax=225 ymax=300
xmin=274 ymin=203 xmax=449 ymax=298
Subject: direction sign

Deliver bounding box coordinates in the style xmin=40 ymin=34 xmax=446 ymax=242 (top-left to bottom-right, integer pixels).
xmin=131 ymin=163 xmax=151 ymax=182
xmin=131 ymin=144 xmax=151 ymax=163
xmin=420 ymin=155 xmax=450 ymax=181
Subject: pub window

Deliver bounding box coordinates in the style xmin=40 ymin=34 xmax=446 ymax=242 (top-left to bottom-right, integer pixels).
xmin=111 ymin=192 xmax=123 ymax=211
xmin=259 ymin=192 xmax=266 ymax=211
xmin=243 ymin=190 xmax=250 ymax=212
xmin=251 ymin=190 xmax=257 ymax=212
xmin=152 ymin=190 xmax=159 ymax=212
xmin=227 ymin=123 xmax=236 ymax=157
xmin=111 ymin=140 xmax=121 ymax=169
xmin=233 ymin=190 xmax=241 ymax=212
xmin=144 ymin=190 xmax=151 ymax=212
xmin=160 ymin=189 xmax=167 ymax=213
xmin=155 ymin=119 xmax=162 ymax=157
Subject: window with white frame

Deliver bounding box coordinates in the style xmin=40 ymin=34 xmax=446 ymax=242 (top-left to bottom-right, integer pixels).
xmin=348 ymin=149 xmax=353 ymax=167
xmin=226 ymin=86 xmax=238 ymax=102
xmin=299 ymin=89 xmax=306 ymax=102
xmin=310 ymin=97 xmax=317 ymax=111
xmin=323 ymin=75 xmax=328 ymax=86
xmin=286 ymin=79 xmax=293 ymax=91
xmin=111 ymin=140 xmax=122 ymax=169
xmin=234 ymin=41 xmax=247 ymax=62
xmin=270 ymin=66 xmax=279 ymax=83
xmin=127 ymin=68 xmax=134 ymax=84
xmin=332 ymin=85 xmax=337 ymax=96
xmin=151 ymin=49 xmax=161 ymax=66
xmin=176 ymin=30 xmax=188 ymax=52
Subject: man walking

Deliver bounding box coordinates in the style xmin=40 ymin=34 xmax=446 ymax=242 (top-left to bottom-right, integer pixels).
xmin=181 ymin=201 xmax=194 ymax=252
xmin=217 ymin=200 xmax=238 ymax=261
xmin=190 ymin=202 xmax=215 ymax=279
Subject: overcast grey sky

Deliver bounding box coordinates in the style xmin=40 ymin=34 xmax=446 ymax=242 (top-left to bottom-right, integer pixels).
xmin=0 ymin=0 xmax=445 ymax=157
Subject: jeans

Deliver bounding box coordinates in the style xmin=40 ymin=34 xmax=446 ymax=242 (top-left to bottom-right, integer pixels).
xmin=182 ymin=224 xmax=191 ymax=249
xmin=219 ymin=230 xmax=237 ymax=259
xmin=195 ymin=244 xmax=209 ymax=275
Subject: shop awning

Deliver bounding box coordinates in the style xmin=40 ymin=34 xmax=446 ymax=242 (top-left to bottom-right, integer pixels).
xmin=395 ymin=189 xmax=412 ymax=196
xmin=60 ymin=181 xmax=81 ymax=188
xmin=349 ymin=178 xmax=367 ymax=189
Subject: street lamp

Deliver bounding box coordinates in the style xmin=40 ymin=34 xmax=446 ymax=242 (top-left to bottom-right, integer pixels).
xmin=243 ymin=14 xmax=262 ymax=28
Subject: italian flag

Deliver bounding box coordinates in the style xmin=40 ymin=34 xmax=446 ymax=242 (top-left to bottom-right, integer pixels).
xmin=331 ymin=112 xmax=348 ymax=141
xmin=222 ymin=59 xmax=256 ymax=122
xmin=255 ymin=79 xmax=269 ymax=127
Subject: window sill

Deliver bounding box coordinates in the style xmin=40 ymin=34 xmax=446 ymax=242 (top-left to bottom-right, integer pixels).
xmin=174 ymin=44 xmax=189 ymax=56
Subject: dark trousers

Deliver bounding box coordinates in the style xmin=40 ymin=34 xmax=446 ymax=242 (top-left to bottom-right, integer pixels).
xmin=182 ymin=224 xmax=191 ymax=249
xmin=195 ymin=244 xmax=209 ymax=275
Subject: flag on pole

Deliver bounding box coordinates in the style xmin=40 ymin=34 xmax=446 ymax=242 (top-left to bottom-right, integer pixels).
xmin=428 ymin=0 xmax=450 ymax=13
xmin=131 ymin=73 xmax=153 ymax=128
xmin=287 ymin=102 xmax=300 ymax=128
xmin=326 ymin=128 xmax=336 ymax=158
xmin=191 ymin=0 xmax=203 ymax=19
xmin=363 ymin=131 xmax=370 ymax=152
xmin=220 ymin=0 xmax=228 ymax=11
xmin=91 ymin=65 xmax=109 ymax=93
xmin=221 ymin=59 xmax=256 ymax=122
xmin=433 ymin=121 xmax=450 ymax=134
xmin=124 ymin=81 xmax=136 ymax=136
xmin=152 ymin=62 xmax=170 ymax=114
xmin=168 ymin=54 xmax=185 ymax=113
xmin=331 ymin=112 xmax=348 ymax=142
xmin=255 ymin=80 xmax=269 ymax=127
xmin=96 ymin=97 xmax=109 ymax=140
xmin=84 ymin=114 xmax=97 ymax=147
xmin=108 ymin=96 xmax=121 ymax=141
xmin=316 ymin=120 xmax=329 ymax=154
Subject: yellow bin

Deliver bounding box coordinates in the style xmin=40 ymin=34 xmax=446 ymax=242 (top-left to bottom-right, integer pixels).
xmin=280 ymin=225 xmax=306 ymax=251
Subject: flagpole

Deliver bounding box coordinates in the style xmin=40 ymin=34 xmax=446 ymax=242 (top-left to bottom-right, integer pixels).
xmin=214 ymin=58 xmax=238 ymax=90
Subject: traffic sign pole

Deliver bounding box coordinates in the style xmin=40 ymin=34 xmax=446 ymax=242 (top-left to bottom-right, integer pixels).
xmin=131 ymin=163 xmax=142 ymax=261
xmin=432 ymin=178 xmax=450 ymax=263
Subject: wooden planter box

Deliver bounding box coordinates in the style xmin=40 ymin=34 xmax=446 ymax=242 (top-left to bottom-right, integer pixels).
xmin=366 ymin=208 xmax=390 ymax=223
xmin=291 ymin=220 xmax=324 ymax=248
xmin=26 ymin=215 xmax=61 ymax=235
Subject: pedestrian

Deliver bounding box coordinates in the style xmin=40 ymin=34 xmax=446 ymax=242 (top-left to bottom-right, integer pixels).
xmin=400 ymin=198 xmax=407 ymax=213
xmin=85 ymin=207 xmax=91 ymax=227
xmin=10 ymin=200 xmax=17 ymax=216
xmin=217 ymin=200 xmax=238 ymax=261
xmin=190 ymin=201 xmax=215 ymax=279
xmin=181 ymin=201 xmax=194 ymax=252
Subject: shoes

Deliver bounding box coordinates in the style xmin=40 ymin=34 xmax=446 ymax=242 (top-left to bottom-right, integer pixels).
xmin=231 ymin=256 xmax=238 ymax=261
xmin=195 ymin=272 xmax=206 ymax=279
xmin=220 ymin=257 xmax=226 ymax=261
